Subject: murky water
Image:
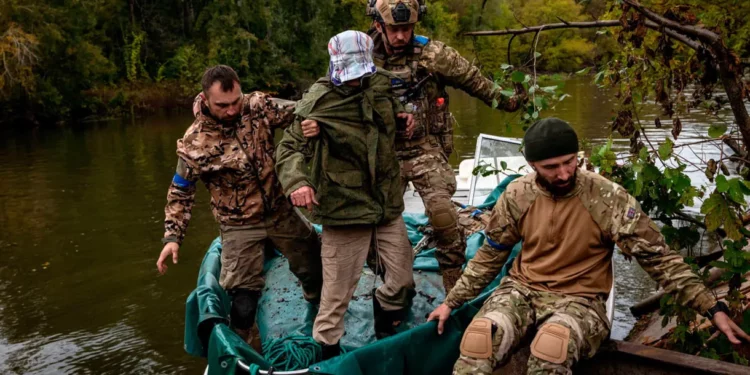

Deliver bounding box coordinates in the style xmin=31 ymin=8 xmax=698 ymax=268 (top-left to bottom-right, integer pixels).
xmin=0 ymin=76 xmax=741 ymax=373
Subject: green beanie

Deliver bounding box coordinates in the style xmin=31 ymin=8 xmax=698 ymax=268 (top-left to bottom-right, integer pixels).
xmin=523 ymin=118 xmax=579 ymax=162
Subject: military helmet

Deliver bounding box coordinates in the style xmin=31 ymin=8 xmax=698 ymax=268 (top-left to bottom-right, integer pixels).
xmin=367 ymin=0 xmax=426 ymax=25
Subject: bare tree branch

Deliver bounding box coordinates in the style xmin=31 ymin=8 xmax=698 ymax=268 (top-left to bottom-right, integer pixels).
xmin=464 ymin=19 xmax=705 ymax=51
xmin=464 ymin=20 xmax=621 ymax=36
xmin=621 ymin=0 xmax=720 ymax=44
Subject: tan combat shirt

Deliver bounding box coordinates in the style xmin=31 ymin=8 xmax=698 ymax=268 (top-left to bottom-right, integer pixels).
xmin=444 ymin=169 xmax=716 ymax=315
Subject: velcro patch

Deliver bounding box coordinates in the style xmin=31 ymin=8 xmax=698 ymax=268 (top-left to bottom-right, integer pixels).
xmin=626 ymin=207 xmax=636 ymax=219
xmin=390 ymin=78 xmax=406 ymax=89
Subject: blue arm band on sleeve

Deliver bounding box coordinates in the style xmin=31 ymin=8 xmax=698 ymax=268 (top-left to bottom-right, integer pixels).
xmin=486 ymin=235 xmax=513 ymax=251
xmin=172 ymin=173 xmax=195 ymax=189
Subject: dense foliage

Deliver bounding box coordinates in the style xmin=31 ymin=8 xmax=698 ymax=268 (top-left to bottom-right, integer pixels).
xmin=1 ymin=0 xmax=613 ymax=123
xmin=586 ymin=0 xmax=750 ymax=364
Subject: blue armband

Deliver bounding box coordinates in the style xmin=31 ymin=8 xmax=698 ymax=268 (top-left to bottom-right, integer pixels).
xmin=172 ymin=173 xmax=195 ymax=189
xmin=486 ymin=235 xmax=513 ymax=251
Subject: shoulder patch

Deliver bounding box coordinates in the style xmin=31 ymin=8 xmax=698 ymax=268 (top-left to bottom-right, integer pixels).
xmin=626 ymin=207 xmax=636 ymax=219
xmin=414 ymin=35 xmax=430 ymax=46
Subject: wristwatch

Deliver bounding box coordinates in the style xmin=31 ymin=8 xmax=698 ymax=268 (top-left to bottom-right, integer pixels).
xmin=705 ymin=301 xmax=729 ymax=320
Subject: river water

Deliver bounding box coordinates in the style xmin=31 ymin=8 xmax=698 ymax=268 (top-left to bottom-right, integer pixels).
xmin=0 ymin=76 xmax=740 ymax=373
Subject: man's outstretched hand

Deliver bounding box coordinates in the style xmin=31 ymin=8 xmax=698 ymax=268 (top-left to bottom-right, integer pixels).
xmin=427 ymin=303 xmax=453 ymax=335
xmin=712 ymin=311 xmax=750 ymax=344
xmin=156 ymin=242 xmax=179 ymax=275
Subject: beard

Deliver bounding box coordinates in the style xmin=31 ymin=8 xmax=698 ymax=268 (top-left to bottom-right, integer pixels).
xmin=536 ymin=169 xmax=577 ymax=197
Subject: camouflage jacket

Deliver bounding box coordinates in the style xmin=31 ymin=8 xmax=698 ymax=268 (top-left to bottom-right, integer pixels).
xmin=370 ymin=31 xmax=522 ymax=157
xmin=275 ymin=71 xmax=405 ymax=226
xmin=162 ymin=92 xmax=294 ymax=244
xmin=444 ymin=169 xmax=716 ymax=316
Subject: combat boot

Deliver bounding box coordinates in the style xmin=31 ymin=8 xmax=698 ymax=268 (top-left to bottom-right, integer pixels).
xmin=229 ymin=289 xmax=262 ymax=350
xmin=372 ymin=292 xmax=406 ymax=339
xmin=321 ymin=342 xmax=341 ymax=360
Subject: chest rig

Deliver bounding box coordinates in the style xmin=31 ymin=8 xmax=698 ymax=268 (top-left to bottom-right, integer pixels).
xmin=373 ymin=35 xmax=455 ymax=158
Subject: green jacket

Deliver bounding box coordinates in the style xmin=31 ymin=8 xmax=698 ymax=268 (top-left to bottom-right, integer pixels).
xmin=275 ymin=69 xmax=405 ymax=226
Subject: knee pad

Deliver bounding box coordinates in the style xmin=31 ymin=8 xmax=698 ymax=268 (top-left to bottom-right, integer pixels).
xmin=530 ymin=323 xmax=570 ymax=365
xmin=229 ymin=289 xmax=261 ymax=330
xmin=429 ymin=201 xmax=458 ymax=231
xmin=460 ymin=317 xmax=496 ymax=359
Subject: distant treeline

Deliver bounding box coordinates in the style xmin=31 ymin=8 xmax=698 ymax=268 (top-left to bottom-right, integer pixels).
xmin=1 ymin=0 xmax=614 ymax=124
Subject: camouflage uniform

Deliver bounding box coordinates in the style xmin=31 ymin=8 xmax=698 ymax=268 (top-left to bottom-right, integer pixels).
xmin=163 ymin=92 xmax=322 ymax=300
xmin=444 ymin=169 xmax=716 ymax=374
xmin=369 ymin=28 xmax=523 ymax=292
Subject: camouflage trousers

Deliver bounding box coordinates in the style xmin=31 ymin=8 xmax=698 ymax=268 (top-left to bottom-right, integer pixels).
xmin=454 ymin=277 xmax=610 ymax=375
xmin=400 ymin=148 xmax=466 ymax=275
xmin=219 ymin=201 xmax=323 ymax=302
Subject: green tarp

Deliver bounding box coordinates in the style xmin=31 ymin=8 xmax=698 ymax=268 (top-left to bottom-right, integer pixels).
xmin=184 ymin=175 xmax=522 ymax=374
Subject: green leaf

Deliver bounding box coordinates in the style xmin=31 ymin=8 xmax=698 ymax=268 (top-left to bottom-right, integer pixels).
xmin=596 ymin=30 xmax=610 ymax=35
xmin=708 ymin=124 xmax=727 ymax=138
xmin=534 ymin=97 xmax=544 ymax=108
xmin=643 ymin=164 xmax=661 ymax=182
xmin=558 ymin=93 xmax=570 ymax=101
xmin=534 ymin=52 xmax=542 ymax=59
xmin=727 ymin=178 xmax=747 ymax=204
xmin=575 ymin=67 xmax=590 ymax=75
xmin=492 ymin=99 xmax=499 ymax=109
xmin=716 ymin=175 xmax=729 ymax=193
xmin=594 ymin=71 xmax=605 ymax=84
xmin=511 ymin=71 xmax=525 ymax=83
xmin=500 ymin=63 xmax=512 ymax=70
xmin=658 ymin=138 xmax=674 ymax=160
xmin=540 ymin=85 xmax=558 ymax=93
xmin=501 ymin=161 xmax=508 ymax=170
xmin=500 ymin=90 xmax=515 ymax=97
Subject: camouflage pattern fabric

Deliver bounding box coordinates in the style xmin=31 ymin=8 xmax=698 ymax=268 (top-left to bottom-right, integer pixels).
xmin=400 ymin=149 xmax=466 ymax=273
xmin=219 ymin=201 xmax=322 ymax=302
xmin=163 ymin=92 xmax=294 ymax=244
xmin=445 ymin=169 xmax=716 ymax=315
xmin=453 ymin=277 xmax=610 ymax=375
xmin=368 ymin=31 xmax=524 ymax=290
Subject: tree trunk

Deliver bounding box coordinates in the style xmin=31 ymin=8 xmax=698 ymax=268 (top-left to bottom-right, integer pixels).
xmin=715 ymin=47 xmax=750 ymax=152
xmin=129 ymin=0 xmax=135 ymax=27
xmin=183 ymin=0 xmax=193 ymax=37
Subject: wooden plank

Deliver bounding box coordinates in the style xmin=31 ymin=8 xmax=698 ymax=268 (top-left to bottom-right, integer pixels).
xmin=492 ymin=340 xmax=749 ymax=374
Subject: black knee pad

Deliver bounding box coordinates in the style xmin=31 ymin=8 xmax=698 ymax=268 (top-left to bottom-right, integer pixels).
xmin=229 ymin=289 xmax=261 ymax=330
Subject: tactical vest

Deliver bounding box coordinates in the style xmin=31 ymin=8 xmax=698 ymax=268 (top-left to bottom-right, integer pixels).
xmin=373 ymin=35 xmax=455 ymax=158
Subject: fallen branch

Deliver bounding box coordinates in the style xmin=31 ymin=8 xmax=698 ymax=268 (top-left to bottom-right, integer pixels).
xmin=621 ymin=0 xmax=720 ymax=45
xmin=464 ymin=20 xmax=621 ymax=36
xmin=464 ymin=19 xmax=704 ymax=51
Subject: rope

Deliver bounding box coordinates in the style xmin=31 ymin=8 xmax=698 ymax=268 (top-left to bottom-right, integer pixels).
xmin=247 ymin=363 xmax=261 ymax=375
xmin=262 ymin=335 xmax=322 ymax=371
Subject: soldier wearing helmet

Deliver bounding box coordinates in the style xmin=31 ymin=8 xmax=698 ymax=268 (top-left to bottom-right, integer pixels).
xmin=366 ymin=0 xmax=526 ymax=294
